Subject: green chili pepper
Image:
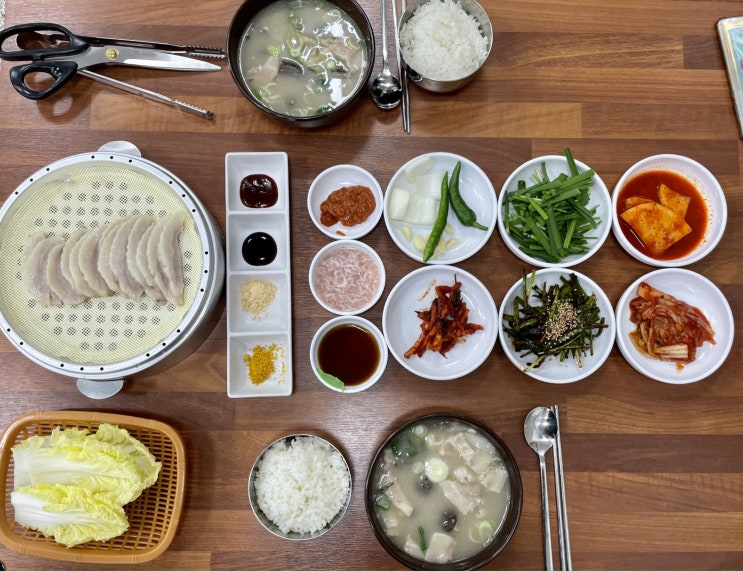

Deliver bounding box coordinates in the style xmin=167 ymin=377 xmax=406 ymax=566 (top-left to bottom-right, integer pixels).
xmin=422 ymin=172 xmax=450 ymax=262
xmin=448 ymin=161 xmax=488 ymax=231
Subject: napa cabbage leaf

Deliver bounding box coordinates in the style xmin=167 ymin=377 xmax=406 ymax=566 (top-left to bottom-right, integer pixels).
xmin=11 ymin=483 xmax=129 ymax=547
xmin=10 ymin=423 xmax=162 ymax=547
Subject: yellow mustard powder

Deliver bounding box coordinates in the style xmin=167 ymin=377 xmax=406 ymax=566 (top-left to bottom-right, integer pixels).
xmin=244 ymin=343 xmax=284 ymax=385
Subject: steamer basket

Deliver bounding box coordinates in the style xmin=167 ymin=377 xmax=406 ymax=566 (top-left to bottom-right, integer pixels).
xmin=0 ymin=142 xmax=224 ymax=392
xmin=0 ymin=410 xmax=186 ymax=563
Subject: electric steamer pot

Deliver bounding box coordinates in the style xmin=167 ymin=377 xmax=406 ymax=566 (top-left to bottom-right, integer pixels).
xmin=0 ymin=142 xmax=225 ymax=396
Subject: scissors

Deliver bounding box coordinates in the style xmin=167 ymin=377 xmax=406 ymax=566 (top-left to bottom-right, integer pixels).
xmin=0 ymin=22 xmax=224 ymax=117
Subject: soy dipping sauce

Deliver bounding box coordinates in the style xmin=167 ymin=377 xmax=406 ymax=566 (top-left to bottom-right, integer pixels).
xmin=242 ymin=232 xmax=277 ymax=266
xmin=318 ymin=323 xmax=380 ymax=386
xmin=240 ymin=174 xmax=278 ymax=208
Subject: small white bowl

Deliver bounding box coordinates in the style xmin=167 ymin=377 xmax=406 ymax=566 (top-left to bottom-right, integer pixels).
xmin=611 ymin=154 xmax=727 ymax=267
xmin=310 ymin=315 xmax=388 ymax=393
xmin=307 ymin=165 xmax=383 ymax=240
xmin=498 ymin=268 xmax=616 ymax=383
xmin=615 ymin=268 xmax=733 ymax=384
xmin=497 ymin=155 xmax=612 ymax=268
xmin=309 ymin=240 xmax=385 ymax=315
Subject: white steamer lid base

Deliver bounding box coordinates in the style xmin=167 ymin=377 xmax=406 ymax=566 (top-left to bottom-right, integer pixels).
xmin=76 ymin=378 xmax=125 ymax=399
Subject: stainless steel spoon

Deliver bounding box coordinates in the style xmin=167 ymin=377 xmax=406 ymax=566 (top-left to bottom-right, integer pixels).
xmin=525 ymin=406 xmax=556 ymax=571
xmin=370 ymin=0 xmax=402 ymax=109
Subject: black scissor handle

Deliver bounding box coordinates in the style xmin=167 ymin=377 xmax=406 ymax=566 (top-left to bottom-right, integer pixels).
xmin=0 ymin=22 xmax=87 ymax=61
xmin=9 ymin=60 xmax=79 ymax=99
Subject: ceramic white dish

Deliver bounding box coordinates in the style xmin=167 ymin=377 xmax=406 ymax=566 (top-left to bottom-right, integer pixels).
xmin=309 ymin=315 xmax=388 ymax=393
xmin=382 ymin=265 xmax=497 ymax=380
xmin=497 ymin=154 xmax=612 ymax=268
xmin=383 ymin=153 xmax=496 ymax=264
xmin=309 ymin=240 xmax=386 ymax=315
xmin=228 ymin=333 xmax=291 ymax=397
xmin=307 ymin=164 xmax=383 ymax=240
xmin=225 ymin=152 xmax=292 ymax=398
xmin=615 ymin=268 xmax=734 ymax=383
xmin=611 ymin=154 xmax=727 ymax=267
xmin=499 ymin=268 xmax=616 ymax=383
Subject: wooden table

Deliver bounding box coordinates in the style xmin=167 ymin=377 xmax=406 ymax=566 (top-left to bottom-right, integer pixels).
xmin=1 ymin=0 xmax=742 ymax=569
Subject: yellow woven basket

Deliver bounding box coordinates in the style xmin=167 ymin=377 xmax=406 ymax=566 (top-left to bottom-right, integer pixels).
xmin=0 ymin=411 xmax=185 ymax=563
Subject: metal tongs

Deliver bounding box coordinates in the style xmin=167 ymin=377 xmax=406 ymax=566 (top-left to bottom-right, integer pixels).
xmin=1 ymin=23 xmax=225 ymax=119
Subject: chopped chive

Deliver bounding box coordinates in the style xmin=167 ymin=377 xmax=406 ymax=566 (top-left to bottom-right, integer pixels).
xmin=502 ymin=148 xmax=602 ymax=264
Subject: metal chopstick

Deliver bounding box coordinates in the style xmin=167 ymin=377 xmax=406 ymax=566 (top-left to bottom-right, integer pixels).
xmin=396 ymin=0 xmax=410 ymax=133
xmin=78 ymin=69 xmax=215 ymax=120
xmin=552 ymin=404 xmax=572 ymax=570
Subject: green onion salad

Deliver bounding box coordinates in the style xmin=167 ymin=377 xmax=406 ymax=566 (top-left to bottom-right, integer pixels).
xmin=502 ymin=148 xmax=601 ymax=264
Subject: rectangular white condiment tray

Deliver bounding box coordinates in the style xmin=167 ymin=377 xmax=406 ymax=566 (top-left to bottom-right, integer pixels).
xmin=225 ymin=152 xmax=292 ymax=397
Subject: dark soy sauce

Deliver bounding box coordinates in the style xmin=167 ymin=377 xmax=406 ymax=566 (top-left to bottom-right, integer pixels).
xmin=240 ymin=174 xmax=279 ymax=208
xmin=242 ymin=232 xmax=277 ymax=266
xmin=318 ymin=324 xmax=380 ymax=386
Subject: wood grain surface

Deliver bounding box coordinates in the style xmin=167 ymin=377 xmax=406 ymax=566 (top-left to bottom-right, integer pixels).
xmin=1 ymin=0 xmax=742 ymax=569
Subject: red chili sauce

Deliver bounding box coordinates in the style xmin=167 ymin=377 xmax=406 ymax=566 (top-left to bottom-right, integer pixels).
xmin=616 ymin=170 xmax=708 ymax=261
xmin=240 ymin=174 xmax=278 ymax=208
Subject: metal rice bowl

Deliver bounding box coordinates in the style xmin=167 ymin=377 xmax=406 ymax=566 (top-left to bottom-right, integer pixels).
xmin=399 ymin=0 xmax=493 ymax=92
xmin=248 ymin=433 xmax=352 ymax=540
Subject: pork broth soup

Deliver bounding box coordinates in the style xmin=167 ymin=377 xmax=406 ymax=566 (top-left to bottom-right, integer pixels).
xmin=238 ymin=0 xmax=368 ymax=117
xmin=371 ymin=419 xmax=511 ymax=564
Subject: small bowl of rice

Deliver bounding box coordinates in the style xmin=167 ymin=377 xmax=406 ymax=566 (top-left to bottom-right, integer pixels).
xmin=248 ymin=434 xmax=352 ymax=540
xmin=399 ymin=0 xmax=492 ymax=92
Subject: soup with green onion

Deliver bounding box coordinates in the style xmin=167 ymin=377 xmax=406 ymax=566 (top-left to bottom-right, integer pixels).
xmin=370 ymin=419 xmax=512 ymax=564
xmin=238 ymin=0 xmax=368 ymax=117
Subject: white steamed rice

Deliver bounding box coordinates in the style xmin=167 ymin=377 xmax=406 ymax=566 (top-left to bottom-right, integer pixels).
xmin=400 ymin=0 xmax=488 ymax=81
xmin=254 ymin=436 xmax=351 ymax=535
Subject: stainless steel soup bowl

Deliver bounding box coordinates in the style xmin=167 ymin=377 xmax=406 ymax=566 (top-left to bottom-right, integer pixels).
xmin=398 ymin=0 xmax=492 ymax=93
xmin=227 ymin=0 xmax=375 ymax=128
xmin=365 ymin=413 xmax=522 ymax=571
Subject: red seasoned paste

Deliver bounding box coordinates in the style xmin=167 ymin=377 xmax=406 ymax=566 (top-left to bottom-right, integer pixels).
xmin=320 ymin=185 xmax=375 ymax=227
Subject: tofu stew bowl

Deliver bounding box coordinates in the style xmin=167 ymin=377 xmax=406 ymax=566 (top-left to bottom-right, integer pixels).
xmin=365 ymin=414 xmax=522 ymax=570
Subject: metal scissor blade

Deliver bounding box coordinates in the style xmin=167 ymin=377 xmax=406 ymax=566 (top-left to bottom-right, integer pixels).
xmin=117 ymin=47 xmax=222 ymax=70
xmin=80 ymin=35 xmax=226 ymax=59
xmin=73 ymin=45 xmax=221 ymax=71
